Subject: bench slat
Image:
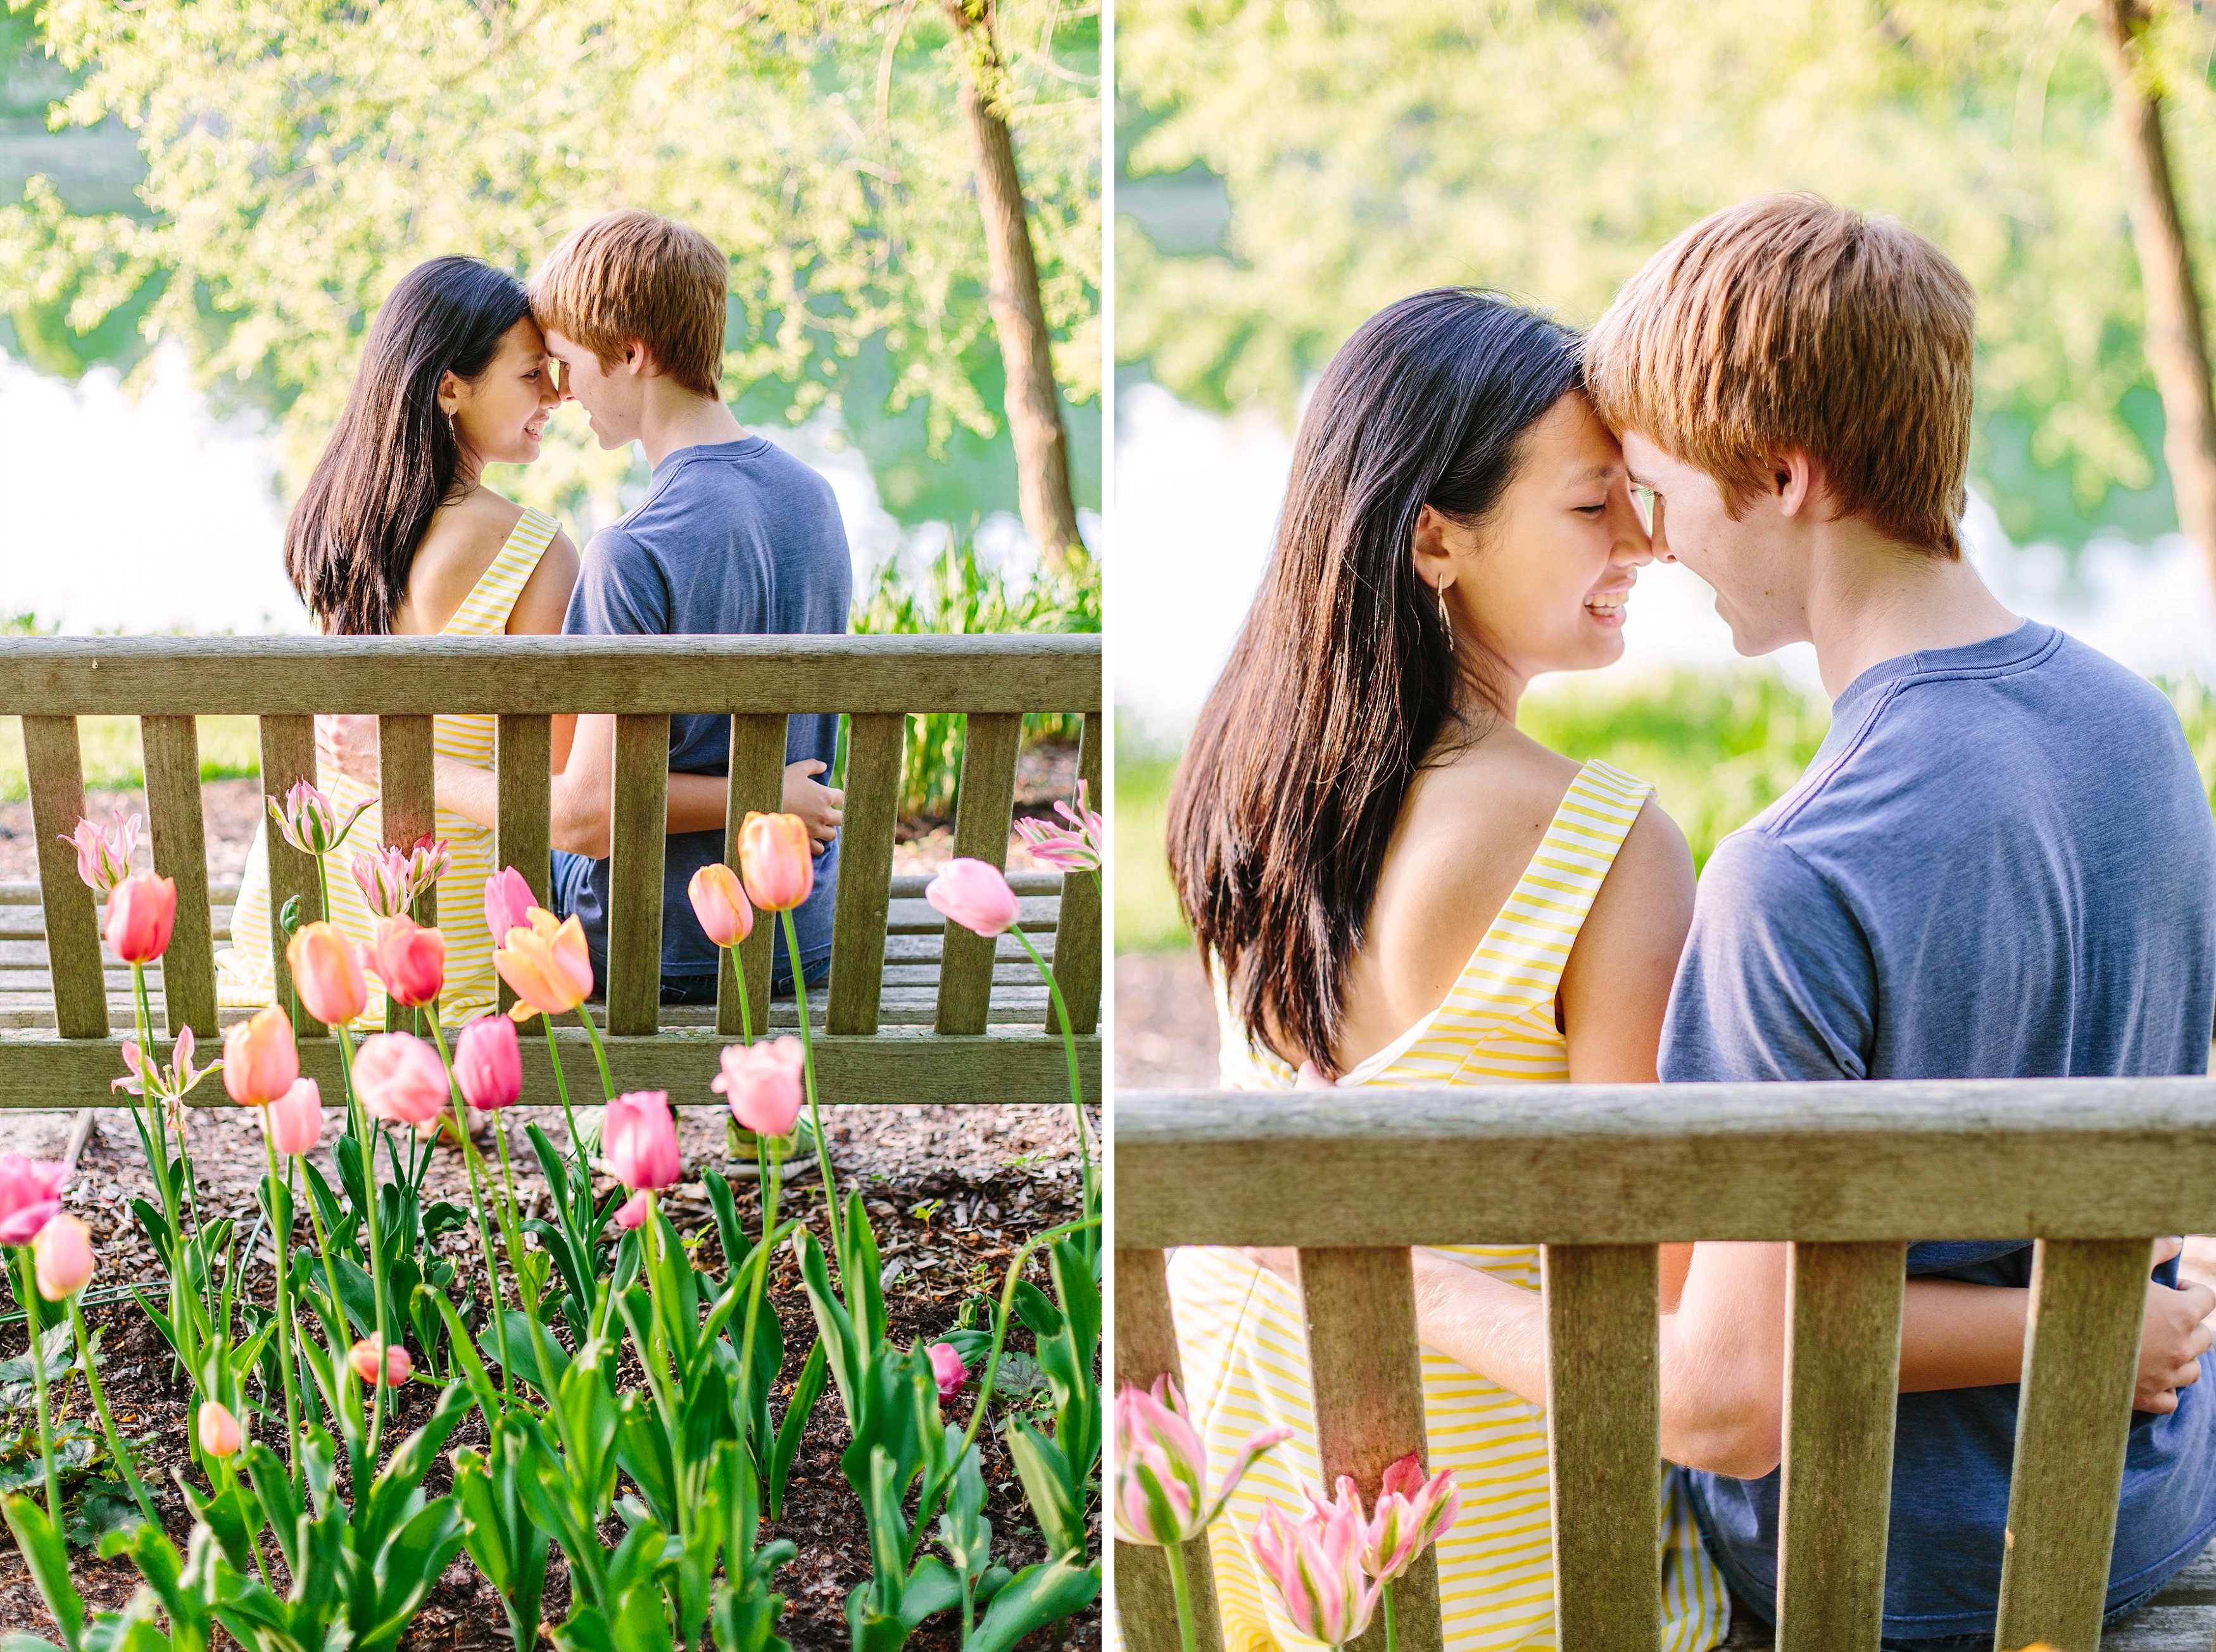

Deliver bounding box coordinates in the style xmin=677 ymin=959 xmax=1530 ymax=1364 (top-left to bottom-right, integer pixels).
xmin=1298 ymin=1247 xmax=1443 ymax=1652
xmin=380 ymin=712 xmax=437 ymax=1030
xmin=1114 ymin=1247 xmax=1227 ymax=1652
xmin=1777 ymin=1240 xmax=1905 ymax=1651
xmin=607 ymin=713 xmax=670 ymax=1037
xmin=1544 ymin=1242 xmax=1661 ymax=1652
xmin=720 ymin=715 xmax=788 ymax=1040
xmin=141 ymin=714 xmax=218 ymax=1040
xmin=935 ymin=712 xmax=1022 ymax=1035
xmin=828 ymin=712 xmax=903 ymax=1036
xmin=1994 ymin=1236 xmax=2150 ymax=1650
xmin=1046 ymin=712 xmax=1102 ymax=1037
xmin=258 ymin=715 xmax=324 ymax=1035
xmin=494 ymin=712 xmax=553 ymax=1016
xmin=23 ymin=714 xmax=108 ymax=1040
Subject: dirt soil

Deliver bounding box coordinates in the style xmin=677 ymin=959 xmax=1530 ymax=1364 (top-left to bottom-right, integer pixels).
xmin=0 ymin=1101 xmax=1100 ymax=1651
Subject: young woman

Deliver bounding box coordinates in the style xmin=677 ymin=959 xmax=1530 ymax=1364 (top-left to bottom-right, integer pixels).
xmin=1161 ymin=289 xmax=2209 ymax=1649
xmin=217 ymin=255 xmax=578 ymax=1026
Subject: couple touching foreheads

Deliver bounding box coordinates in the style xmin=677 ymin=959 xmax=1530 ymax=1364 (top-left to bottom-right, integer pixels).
xmin=1166 ymin=196 xmax=2216 ymax=1647
xmin=215 ymin=209 xmax=849 ymax=1028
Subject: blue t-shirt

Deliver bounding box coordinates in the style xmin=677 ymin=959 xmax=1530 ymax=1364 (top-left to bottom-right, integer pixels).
xmin=1660 ymin=622 xmax=2216 ymax=1641
xmin=563 ymin=434 xmax=852 ymax=981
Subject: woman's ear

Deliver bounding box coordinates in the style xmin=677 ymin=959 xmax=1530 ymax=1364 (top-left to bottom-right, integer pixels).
xmin=436 ymin=370 xmax=463 ymax=416
xmin=1409 ymin=502 xmax=1456 ymax=596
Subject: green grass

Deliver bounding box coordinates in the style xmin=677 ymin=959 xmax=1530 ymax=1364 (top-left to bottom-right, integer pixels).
xmin=1115 ymin=729 xmax=1186 ymax=954
xmin=0 ymin=714 xmax=263 ymax=803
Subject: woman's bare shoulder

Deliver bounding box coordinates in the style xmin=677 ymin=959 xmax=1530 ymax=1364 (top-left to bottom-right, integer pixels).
xmin=395 ymin=490 xmax=528 ymax=633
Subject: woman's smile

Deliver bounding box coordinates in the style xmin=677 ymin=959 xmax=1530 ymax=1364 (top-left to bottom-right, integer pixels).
xmin=1583 ymin=575 xmax=1634 ymax=627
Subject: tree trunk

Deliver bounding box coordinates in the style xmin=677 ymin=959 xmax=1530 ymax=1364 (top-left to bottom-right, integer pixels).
xmin=946 ymin=0 xmax=1084 ymax=571
xmin=2097 ymin=0 xmax=2216 ymax=591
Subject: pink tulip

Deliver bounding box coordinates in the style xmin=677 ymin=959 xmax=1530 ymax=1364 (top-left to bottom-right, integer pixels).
xmin=222 ymin=1006 xmax=299 ymax=1106
xmin=354 ymin=836 xmax=453 ymax=919
xmin=104 ymin=871 xmax=177 ymax=964
xmin=614 ymin=1190 xmax=652 ymax=1230
xmin=264 ymin=1078 xmax=324 ymax=1157
xmin=1252 ymin=1496 xmax=1383 ymax=1648
xmin=738 ymin=812 xmax=814 ymax=913
xmin=453 ymin=1016 xmax=522 ymax=1111
xmin=32 ymin=1214 xmax=94 ymax=1300
xmin=63 ymin=805 xmax=139 ymax=896
xmin=710 ymin=1037 xmax=805 ymax=1137
xmin=1359 ymin=1453 xmax=1461 ymax=1584
xmin=1113 ymin=1374 xmax=1290 ymax=1548
xmin=197 ymin=1400 xmax=244 ymax=1458
xmin=116 ymin=1026 xmax=222 ymax=1105
xmin=929 ymin=1341 xmax=967 ymax=1403
xmin=0 ymin=1156 xmax=70 ymax=1245
xmin=1012 ymin=781 xmax=1104 ymax=875
xmin=351 ymin=1032 xmax=451 ymax=1128
xmin=269 ymin=779 xmax=372 ymax=857
xmin=603 ymin=1091 xmax=681 ymax=1192
xmin=688 ymin=862 xmax=754 ymax=947
xmin=924 ymin=858 xmax=1020 ymax=938
xmin=287 ymin=922 xmax=368 ymax=1026
xmin=483 ymin=866 xmax=537 ymax=946
xmin=348 ymin=1337 xmax=412 ymax=1387
xmin=365 ymin=916 xmax=446 ymax=1009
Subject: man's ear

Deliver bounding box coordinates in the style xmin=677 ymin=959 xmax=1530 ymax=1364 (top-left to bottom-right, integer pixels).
xmin=624 ymin=340 xmax=658 ymax=379
xmin=1772 ymin=450 xmax=1824 ymax=521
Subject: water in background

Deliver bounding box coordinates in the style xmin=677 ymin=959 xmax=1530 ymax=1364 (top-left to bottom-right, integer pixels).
xmin=1115 ymin=381 xmax=2216 ymax=733
xmin=0 ymin=341 xmax=1093 ymax=633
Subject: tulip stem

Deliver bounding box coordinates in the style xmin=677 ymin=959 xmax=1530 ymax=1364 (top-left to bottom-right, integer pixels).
xmin=425 ymin=1014 xmax=512 ymax=1407
xmin=259 ymin=1130 xmax=304 ymax=1494
xmin=779 ymin=908 xmax=841 ymax=1266
xmin=576 ymin=1006 xmax=616 ymax=1102
xmin=1163 ymin=1540 xmax=1200 ymax=1652
xmin=1382 ymin=1582 xmax=1397 ymax=1652
xmin=736 ymin=1130 xmax=781 ymax=1466
xmin=13 ymin=1249 xmax=59 ymax=1526
xmin=539 ymin=1018 xmax=586 ymax=1171
xmin=338 ymin=1023 xmax=393 ymax=1458
xmin=1011 ymin=928 xmax=1095 ymax=1256
xmin=68 ymin=1296 xmax=158 ymax=1530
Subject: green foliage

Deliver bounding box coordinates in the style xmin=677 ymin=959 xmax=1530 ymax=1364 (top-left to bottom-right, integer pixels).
xmin=1117 ymin=0 xmax=2195 ymax=548
xmin=0 ymin=0 xmax=1099 ymax=528
xmin=0 ymin=715 xmax=261 ymax=805
xmin=848 ymin=541 xmax=1100 ymax=819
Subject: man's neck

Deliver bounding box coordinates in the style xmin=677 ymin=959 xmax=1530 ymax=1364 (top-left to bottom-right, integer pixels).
xmin=1803 ymin=520 xmax=2020 ymax=700
xmin=638 ymin=386 xmax=745 ymax=470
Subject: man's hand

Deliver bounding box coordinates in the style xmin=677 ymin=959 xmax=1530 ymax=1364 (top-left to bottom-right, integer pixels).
xmin=315 ymin=714 xmax=381 ymax=789
xmin=2137 ymin=1236 xmax=2215 ymax=1414
xmin=782 ymin=759 xmax=843 ymax=856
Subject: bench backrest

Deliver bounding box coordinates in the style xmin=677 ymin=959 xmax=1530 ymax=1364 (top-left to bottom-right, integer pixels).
xmin=1 ymin=633 xmax=1099 ymax=1109
xmin=1114 ymin=1081 xmax=2216 ymax=1652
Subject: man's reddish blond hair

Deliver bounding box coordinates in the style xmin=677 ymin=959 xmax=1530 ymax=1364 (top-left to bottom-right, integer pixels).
xmin=1583 ymin=194 xmax=1976 ymax=557
xmin=529 ymin=210 xmax=729 ymax=400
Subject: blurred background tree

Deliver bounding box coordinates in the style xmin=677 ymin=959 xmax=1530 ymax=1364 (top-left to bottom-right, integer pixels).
xmin=0 ymin=0 xmax=1100 ymax=539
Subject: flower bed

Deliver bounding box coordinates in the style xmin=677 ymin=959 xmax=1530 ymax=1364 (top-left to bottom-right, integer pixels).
xmin=0 ymin=791 xmax=1102 ymax=1651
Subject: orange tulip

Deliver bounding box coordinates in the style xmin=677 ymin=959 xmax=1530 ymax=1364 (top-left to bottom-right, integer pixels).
xmin=496 ymin=909 xmax=595 ymax=1023
xmin=222 ymin=1005 xmax=300 ymax=1106
xmin=197 ymin=1400 xmax=243 ymax=1458
xmin=365 ymin=916 xmax=446 ymax=1009
xmin=688 ymin=862 xmax=754 ymax=947
xmin=739 ymin=812 xmax=814 ymax=912
xmin=287 ymin=921 xmax=367 ymax=1026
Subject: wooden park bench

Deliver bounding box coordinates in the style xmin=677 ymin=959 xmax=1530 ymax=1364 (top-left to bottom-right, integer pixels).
xmin=1114 ymin=1081 xmax=2216 ymax=1652
xmin=0 ymin=633 xmax=1099 ymax=1111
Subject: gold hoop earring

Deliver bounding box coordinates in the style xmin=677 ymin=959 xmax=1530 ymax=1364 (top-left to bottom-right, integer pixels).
xmin=1436 ymin=573 xmax=1452 ymax=640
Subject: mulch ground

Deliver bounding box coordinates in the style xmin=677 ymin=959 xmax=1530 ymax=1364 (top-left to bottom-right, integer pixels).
xmin=0 ymin=1100 xmax=1101 ymax=1650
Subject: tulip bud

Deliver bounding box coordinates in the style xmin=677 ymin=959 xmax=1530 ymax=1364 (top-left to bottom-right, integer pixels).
xmin=351 ymin=1033 xmax=451 ymax=1128
xmin=0 ymin=1156 xmax=72 ymax=1247
xmin=495 ymin=910 xmax=595 ymax=1022
xmin=63 ymin=805 xmax=140 ymax=897
xmin=264 ymin=1078 xmax=324 ymax=1157
xmin=287 ymin=921 xmax=368 ymax=1026
xmin=929 ymin=1341 xmax=968 ymax=1403
xmin=223 ymin=1005 xmax=300 ymax=1106
xmin=198 ymin=1400 xmax=244 ymax=1458
xmin=710 ymin=1037 xmax=805 ymax=1138
xmin=1114 ymin=1375 xmax=1290 ymax=1548
xmin=365 ymin=916 xmax=446 ymax=1009
xmin=738 ymin=812 xmax=814 ymax=912
xmin=1252 ymin=1495 xmax=1382 ymax=1648
xmin=924 ymin=858 xmax=1021 ymax=938
xmin=614 ymin=1190 xmax=652 ymax=1230
xmin=104 ymin=871 xmax=178 ymax=964
xmin=482 ymin=866 xmax=536 ymax=946
xmin=32 ymin=1214 xmax=94 ymax=1300
xmin=688 ymin=862 xmax=755 ymax=947
xmin=348 ymin=1337 xmax=412 ymax=1387
xmin=602 ymin=1092 xmax=681 ymax=1192
xmin=453 ymin=1015 xmax=522 ymax=1111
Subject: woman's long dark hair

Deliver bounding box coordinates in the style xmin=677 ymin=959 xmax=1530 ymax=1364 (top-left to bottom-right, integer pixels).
xmin=1166 ymin=289 xmax=1583 ymax=1069
xmin=284 ymin=256 xmax=531 ymax=634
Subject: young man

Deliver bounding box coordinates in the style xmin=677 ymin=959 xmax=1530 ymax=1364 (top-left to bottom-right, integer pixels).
xmin=523 ymin=209 xmax=851 ymax=1002
xmin=1585 ymin=194 xmax=2216 ymax=1644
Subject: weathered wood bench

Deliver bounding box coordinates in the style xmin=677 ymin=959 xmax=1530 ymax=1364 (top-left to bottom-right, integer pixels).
xmin=1 ymin=634 xmax=1100 ymax=1110
xmin=1114 ymin=1082 xmax=2216 ymax=1652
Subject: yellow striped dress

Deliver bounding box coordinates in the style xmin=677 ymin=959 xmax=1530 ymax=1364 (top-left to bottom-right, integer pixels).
xmin=217 ymin=508 xmax=560 ymax=1030
xmin=1169 ymin=759 xmax=1731 ymax=1652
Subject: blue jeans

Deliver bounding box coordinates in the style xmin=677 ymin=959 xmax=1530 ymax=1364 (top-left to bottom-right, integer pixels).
xmin=550 ymin=850 xmax=830 ymax=1002
xmin=1721 ymin=1575 xmax=2172 ymax=1650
